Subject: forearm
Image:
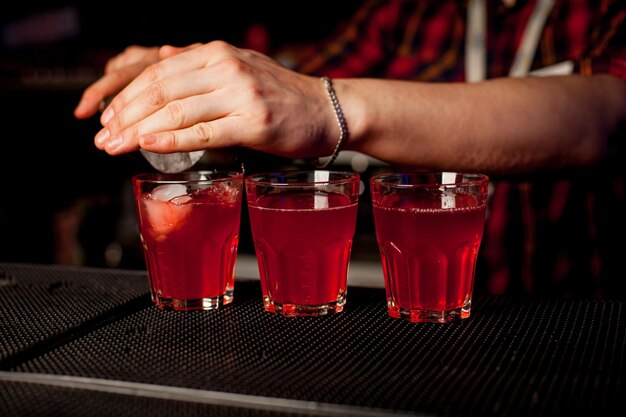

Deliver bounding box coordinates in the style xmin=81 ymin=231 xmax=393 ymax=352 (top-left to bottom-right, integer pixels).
xmin=337 ymin=75 xmax=626 ymax=174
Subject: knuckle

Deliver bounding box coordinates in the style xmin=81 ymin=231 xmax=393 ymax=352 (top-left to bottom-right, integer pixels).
xmin=164 ymin=101 xmax=185 ymax=128
xmin=242 ymin=84 xmax=267 ymax=112
xmin=125 ymin=125 xmax=139 ymax=141
xmin=145 ymin=82 xmax=166 ymax=107
xmin=143 ymin=63 xmax=161 ymax=82
xmin=244 ymin=83 xmax=269 ymax=109
xmin=110 ymin=93 xmax=126 ymax=112
xmin=159 ymin=131 xmax=179 ymax=150
xmin=108 ymin=114 xmax=123 ymax=131
xmin=256 ymin=104 xmax=272 ymax=126
xmin=169 ymin=131 xmax=180 ymax=149
xmin=193 ymin=123 xmax=213 ymax=143
xmin=244 ymin=83 xmax=263 ymax=101
xmin=207 ymin=40 xmax=231 ymax=54
xmin=220 ymin=57 xmax=246 ymax=74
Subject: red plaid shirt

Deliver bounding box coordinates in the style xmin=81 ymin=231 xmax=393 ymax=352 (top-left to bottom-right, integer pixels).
xmin=297 ymin=0 xmax=626 ymax=299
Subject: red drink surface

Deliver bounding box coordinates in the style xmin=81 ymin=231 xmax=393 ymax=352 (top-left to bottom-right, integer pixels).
xmin=136 ymin=185 xmax=241 ymax=301
xmin=248 ymin=192 xmax=357 ymax=306
xmin=373 ymin=194 xmax=486 ymax=311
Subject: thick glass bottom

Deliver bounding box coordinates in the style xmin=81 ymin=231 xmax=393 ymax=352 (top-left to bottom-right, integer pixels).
xmin=152 ymin=288 xmax=234 ymax=311
xmin=387 ymin=300 xmax=471 ymax=323
xmin=263 ymin=292 xmax=346 ymax=317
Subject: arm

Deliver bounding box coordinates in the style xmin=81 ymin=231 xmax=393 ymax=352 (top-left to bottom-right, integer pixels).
xmin=337 ymin=74 xmax=626 ymax=174
xmin=94 ymin=41 xmax=626 ymax=175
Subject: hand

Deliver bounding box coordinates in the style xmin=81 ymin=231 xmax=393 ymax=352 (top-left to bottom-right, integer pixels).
xmin=74 ymin=44 xmax=198 ymax=119
xmin=93 ymin=41 xmax=338 ymax=159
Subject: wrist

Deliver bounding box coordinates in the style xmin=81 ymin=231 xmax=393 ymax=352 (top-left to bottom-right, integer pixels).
xmin=330 ymin=79 xmax=370 ymax=153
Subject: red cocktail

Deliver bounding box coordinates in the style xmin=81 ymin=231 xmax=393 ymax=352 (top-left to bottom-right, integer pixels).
xmin=371 ymin=172 xmax=488 ymax=323
xmin=245 ymin=171 xmax=359 ymax=316
xmin=133 ymin=171 xmax=243 ymax=310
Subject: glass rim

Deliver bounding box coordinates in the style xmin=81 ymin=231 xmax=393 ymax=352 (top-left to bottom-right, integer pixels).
xmin=245 ymin=170 xmax=359 ymax=186
xmin=370 ymin=172 xmax=489 ymax=188
xmin=132 ymin=170 xmax=243 ymax=184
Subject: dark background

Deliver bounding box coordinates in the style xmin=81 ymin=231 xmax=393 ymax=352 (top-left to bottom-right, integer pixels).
xmin=0 ymin=2 xmax=370 ymax=269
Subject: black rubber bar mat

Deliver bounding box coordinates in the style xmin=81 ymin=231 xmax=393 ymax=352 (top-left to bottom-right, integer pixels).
xmin=0 ymin=263 xmax=149 ymax=360
xmin=1 ymin=263 xmax=625 ymax=416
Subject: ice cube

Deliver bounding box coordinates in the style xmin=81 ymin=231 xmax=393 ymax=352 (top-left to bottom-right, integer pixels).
xmin=142 ymin=188 xmax=193 ymax=241
xmin=150 ymin=184 xmax=188 ymax=202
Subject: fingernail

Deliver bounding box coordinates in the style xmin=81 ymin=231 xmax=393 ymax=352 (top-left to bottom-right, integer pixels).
xmin=95 ymin=128 xmax=110 ymax=146
xmin=107 ymin=135 xmax=122 ymax=150
xmin=101 ymin=107 xmax=114 ymax=125
xmin=141 ymin=135 xmax=157 ymax=146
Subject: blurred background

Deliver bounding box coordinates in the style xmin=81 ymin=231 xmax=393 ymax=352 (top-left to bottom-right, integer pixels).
xmin=0 ymin=2 xmax=387 ymax=280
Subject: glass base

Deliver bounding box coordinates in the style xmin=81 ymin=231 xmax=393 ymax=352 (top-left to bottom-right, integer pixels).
xmin=152 ymin=289 xmax=233 ymax=311
xmin=387 ymin=300 xmax=471 ymax=323
xmin=263 ymin=293 xmax=346 ymax=317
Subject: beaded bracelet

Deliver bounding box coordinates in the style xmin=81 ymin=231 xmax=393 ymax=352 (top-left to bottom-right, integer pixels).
xmin=314 ymin=76 xmax=349 ymax=169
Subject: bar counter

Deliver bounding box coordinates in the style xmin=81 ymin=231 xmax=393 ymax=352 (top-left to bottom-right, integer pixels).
xmin=1 ymin=262 xmax=624 ymax=416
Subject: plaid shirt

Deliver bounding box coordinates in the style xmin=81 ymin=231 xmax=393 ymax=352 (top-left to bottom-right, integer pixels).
xmin=297 ymin=0 xmax=626 ymax=299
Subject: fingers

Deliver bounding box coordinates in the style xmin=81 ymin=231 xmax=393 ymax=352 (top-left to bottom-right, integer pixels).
xmin=139 ymin=117 xmax=243 ymax=153
xmin=97 ymin=90 xmax=231 ymax=155
xmin=104 ymin=41 xmax=237 ymax=120
xmin=102 ymin=67 xmax=219 ymax=137
xmin=105 ymin=50 xmax=205 ymax=117
xmin=90 ymin=40 xmax=288 ymax=156
xmin=96 ymin=41 xmax=245 ymax=154
xmin=74 ymin=62 xmax=152 ymax=119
